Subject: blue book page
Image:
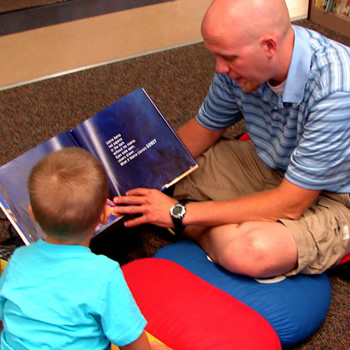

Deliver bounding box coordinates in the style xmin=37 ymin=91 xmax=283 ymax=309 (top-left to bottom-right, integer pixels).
xmin=0 ymin=132 xmax=78 ymax=244
xmin=71 ymin=88 xmax=198 ymax=198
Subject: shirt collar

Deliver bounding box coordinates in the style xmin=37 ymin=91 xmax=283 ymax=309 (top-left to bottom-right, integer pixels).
xmin=282 ymin=25 xmax=312 ymax=104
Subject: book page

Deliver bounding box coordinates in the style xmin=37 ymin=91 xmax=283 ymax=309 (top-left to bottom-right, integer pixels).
xmin=71 ymin=88 xmax=198 ymax=198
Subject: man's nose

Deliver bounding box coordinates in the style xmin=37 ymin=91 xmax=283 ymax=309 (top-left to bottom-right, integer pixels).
xmin=215 ymin=57 xmax=229 ymax=74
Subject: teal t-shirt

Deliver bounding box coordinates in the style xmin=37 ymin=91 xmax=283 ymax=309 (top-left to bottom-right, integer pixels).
xmin=0 ymin=239 xmax=146 ymax=349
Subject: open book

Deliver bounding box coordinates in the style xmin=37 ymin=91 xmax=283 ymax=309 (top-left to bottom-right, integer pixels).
xmin=0 ymin=88 xmax=198 ymax=245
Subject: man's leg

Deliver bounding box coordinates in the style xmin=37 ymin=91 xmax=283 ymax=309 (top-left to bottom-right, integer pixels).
xmin=174 ymin=139 xmax=283 ymax=202
xmin=175 ymin=139 xmax=297 ymax=277
xmin=183 ymin=221 xmax=298 ymax=278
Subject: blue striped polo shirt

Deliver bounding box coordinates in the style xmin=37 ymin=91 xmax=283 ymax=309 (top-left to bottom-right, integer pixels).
xmin=197 ymin=25 xmax=350 ymax=193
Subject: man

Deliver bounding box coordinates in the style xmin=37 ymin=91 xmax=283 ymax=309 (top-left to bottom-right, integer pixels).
xmin=114 ymin=0 xmax=350 ymax=278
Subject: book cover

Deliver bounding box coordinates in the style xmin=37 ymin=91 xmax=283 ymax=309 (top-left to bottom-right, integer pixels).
xmin=0 ymin=88 xmax=198 ymax=245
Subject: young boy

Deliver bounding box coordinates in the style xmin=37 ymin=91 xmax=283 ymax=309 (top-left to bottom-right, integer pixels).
xmin=0 ymin=148 xmax=167 ymax=350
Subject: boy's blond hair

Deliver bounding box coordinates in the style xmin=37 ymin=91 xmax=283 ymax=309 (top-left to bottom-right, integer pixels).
xmin=28 ymin=148 xmax=108 ymax=240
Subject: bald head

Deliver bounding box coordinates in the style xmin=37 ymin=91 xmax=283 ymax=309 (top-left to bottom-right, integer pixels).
xmin=202 ymin=0 xmax=291 ymax=45
xmin=201 ymin=0 xmax=294 ymax=91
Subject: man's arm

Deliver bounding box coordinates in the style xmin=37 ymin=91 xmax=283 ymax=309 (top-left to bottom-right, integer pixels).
xmin=113 ymin=179 xmax=320 ymax=228
xmin=177 ymin=118 xmax=225 ymax=159
xmin=182 ymin=179 xmax=320 ymax=227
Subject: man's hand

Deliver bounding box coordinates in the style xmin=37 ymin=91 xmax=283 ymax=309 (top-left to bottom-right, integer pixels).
xmin=113 ymin=188 xmax=177 ymax=228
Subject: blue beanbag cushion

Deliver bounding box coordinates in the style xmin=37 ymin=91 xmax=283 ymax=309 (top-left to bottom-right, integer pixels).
xmin=154 ymin=240 xmax=332 ymax=346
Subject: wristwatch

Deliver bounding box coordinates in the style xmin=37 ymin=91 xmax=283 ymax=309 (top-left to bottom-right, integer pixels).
xmin=169 ymin=200 xmax=188 ymax=232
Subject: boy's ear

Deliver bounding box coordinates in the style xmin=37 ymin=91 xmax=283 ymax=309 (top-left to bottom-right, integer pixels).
xmin=28 ymin=205 xmax=36 ymax=222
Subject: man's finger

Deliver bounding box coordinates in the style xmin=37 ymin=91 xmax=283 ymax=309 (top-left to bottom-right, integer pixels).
xmin=123 ymin=215 xmax=147 ymax=227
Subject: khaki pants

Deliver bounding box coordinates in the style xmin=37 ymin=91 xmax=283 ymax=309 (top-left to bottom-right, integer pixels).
xmin=174 ymin=138 xmax=350 ymax=274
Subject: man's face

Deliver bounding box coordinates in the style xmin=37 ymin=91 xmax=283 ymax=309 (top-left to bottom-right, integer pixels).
xmin=204 ymin=31 xmax=269 ymax=93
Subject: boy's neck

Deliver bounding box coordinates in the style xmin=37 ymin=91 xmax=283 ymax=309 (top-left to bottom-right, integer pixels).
xmin=45 ymin=233 xmax=92 ymax=247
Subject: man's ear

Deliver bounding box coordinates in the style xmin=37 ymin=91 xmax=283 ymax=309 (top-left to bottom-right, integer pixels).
xmin=28 ymin=205 xmax=36 ymax=222
xmin=261 ymin=36 xmax=277 ymax=58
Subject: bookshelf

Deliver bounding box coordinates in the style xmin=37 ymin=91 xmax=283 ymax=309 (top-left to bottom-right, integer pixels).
xmin=308 ymin=1 xmax=350 ymax=37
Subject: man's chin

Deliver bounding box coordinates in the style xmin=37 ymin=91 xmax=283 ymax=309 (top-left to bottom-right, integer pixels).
xmin=238 ymin=80 xmax=259 ymax=93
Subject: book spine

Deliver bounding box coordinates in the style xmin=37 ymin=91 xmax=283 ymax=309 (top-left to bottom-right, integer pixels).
xmin=322 ymin=0 xmax=329 ymax=10
xmin=333 ymin=0 xmax=343 ymax=14
xmin=325 ymin=0 xmax=335 ymax=13
xmin=340 ymin=0 xmax=350 ymax=16
xmin=315 ymin=0 xmax=324 ymax=9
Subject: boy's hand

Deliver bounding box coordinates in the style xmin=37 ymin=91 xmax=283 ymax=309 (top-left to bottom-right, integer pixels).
xmin=150 ymin=342 xmax=172 ymax=350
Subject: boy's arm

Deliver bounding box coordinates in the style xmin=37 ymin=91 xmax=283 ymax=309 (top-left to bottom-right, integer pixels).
xmin=0 ymin=261 xmax=7 ymax=335
xmin=0 ymin=262 xmax=8 ymax=322
xmin=117 ymin=331 xmax=170 ymax=350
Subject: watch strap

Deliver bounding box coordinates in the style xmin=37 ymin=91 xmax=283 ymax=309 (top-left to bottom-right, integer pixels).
xmin=170 ymin=199 xmax=188 ymax=232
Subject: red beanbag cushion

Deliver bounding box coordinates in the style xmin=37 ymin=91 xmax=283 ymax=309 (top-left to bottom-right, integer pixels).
xmin=238 ymin=132 xmax=251 ymax=141
xmin=339 ymin=253 xmax=350 ymax=264
xmin=122 ymin=258 xmax=281 ymax=350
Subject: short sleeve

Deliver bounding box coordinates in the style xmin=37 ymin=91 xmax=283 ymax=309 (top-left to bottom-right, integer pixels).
xmin=99 ymin=266 xmax=147 ymax=347
xmin=197 ymin=73 xmax=243 ymax=130
xmin=286 ymin=91 xmax=350 ymax=191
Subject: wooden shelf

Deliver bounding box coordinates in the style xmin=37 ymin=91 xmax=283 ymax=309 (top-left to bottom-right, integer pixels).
xmin=308 ymin=2 xmax=350 ymax=37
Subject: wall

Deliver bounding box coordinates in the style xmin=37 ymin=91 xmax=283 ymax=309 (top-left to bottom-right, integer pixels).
xmin=0 ymin=0 xmax=309 ymax=90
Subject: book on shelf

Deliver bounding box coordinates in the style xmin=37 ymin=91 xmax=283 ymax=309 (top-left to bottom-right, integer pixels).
xmin=333 ymin=0 xmax=343 ymax=14
xmin=315 ymin=0 xmax=324 ymax=9
xmin=315 ymin=0 xmax=350 ymax=16
xmin=325 ymin=0 xmax=336 ymax=13
xmin=340 ymin=0 xmax=350 ymax=16
xmin=0 ymin=88 xmax=198 ymax=245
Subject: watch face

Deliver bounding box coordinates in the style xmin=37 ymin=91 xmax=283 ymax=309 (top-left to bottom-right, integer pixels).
xmin=170 ymin=203 xmax=186 ymax=230
xmin=173 ymin=205 xmax=183 ymax=216
xmin=172 ymin=204 xmax=186 ymax=219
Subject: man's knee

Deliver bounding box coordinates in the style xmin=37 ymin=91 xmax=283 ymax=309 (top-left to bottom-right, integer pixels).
xmin=217 ymin=231 xmax=271 ymax=276
xmin=214 ymin=223 xmax=297 ymax=277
